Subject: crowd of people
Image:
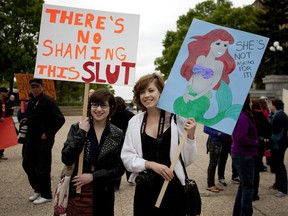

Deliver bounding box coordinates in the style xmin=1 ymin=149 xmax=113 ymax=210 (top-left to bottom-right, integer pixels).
xmin=0 ymin=74 xmax=288 ymax=216
xmin=204 ymin=93 xmax=288 ymax=216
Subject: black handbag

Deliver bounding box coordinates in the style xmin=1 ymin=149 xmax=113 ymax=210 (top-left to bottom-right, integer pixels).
xmin=180 ymin=155 xmax=202 ymax=216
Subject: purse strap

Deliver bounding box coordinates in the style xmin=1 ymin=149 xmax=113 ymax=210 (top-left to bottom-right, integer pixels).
xmin=179 ymin=154 xmax=189 ymax=179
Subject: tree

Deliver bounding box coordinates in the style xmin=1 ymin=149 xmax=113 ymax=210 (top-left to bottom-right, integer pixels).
xmin=0 ymin=1 xmax=114 ymax=104
xmin=0 ymin=0 xmax=43 ymax=91
xmin=254 ymin=0 xmax=288 ymax=86
xmin=154 ymin=0 xmax=260 ymax=80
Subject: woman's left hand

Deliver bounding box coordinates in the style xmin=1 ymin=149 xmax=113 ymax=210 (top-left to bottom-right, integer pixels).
xmin=184 ymin=118 xmax=197 ymax=139
xmin=72 ymin=173 xmax=93 ymax=189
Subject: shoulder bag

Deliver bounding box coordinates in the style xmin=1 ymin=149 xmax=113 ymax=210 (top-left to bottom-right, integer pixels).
xmin=53 ymin=164 xmax=75 ymax=216
xmin=180 ymin=155 xmax=202 ymax=216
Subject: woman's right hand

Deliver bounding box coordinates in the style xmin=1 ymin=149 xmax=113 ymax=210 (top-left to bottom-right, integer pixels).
xmin=145 ymin=161 xmax=174 ymax=181
xmin=79 ymin=117 xmax=90 ymax=132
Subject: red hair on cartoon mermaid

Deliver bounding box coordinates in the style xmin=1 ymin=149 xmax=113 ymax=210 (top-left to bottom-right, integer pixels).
xmin=180 ymin=29 xmax=235 ymax=90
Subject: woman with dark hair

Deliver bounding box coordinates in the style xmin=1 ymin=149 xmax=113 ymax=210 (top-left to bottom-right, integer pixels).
xmin=269 ymin=98 xmax=288 ymax=197
xmin=251 ymin=98 xmax=272 ymax=201
xmin=121 ymin=73 xmax=198 ymax=216
xmin=62 ymin=88 xmax=124 ymax=216
xmin=231 ymin=94 xmax=259 ymax=216
xmin=111 ymin=96 xmax=135 ymax=189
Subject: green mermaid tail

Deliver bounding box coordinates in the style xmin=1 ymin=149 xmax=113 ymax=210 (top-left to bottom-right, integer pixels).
xmin=173 ymin=81 xmax=242 ymax=126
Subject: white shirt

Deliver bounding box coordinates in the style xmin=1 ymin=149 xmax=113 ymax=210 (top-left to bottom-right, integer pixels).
xmin=121 ymin=111 xmax=197 ymax=185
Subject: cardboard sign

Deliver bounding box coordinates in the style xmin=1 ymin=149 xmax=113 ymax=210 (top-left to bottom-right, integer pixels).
xmin=0 ymin=117 xmax=18 ymax=149
xmin=34 ymin=4 xmax=140 ymax=86
xmin=15 ymin=74 xmax=56 ymax=100
xmin=157 ymin=19 xmax=269 ymax=134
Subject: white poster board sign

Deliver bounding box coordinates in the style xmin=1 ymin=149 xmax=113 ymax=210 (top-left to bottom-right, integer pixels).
xmin=34 ymin=4 xmax=140 ymax=86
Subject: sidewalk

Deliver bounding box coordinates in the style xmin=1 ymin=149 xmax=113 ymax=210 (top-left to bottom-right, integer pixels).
xmin=1 ymin=116 xmax=288 ymax=216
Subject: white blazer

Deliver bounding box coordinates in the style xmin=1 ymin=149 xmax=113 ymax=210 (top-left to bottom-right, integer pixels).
xmin=121 ymin=111 xmax=197 ymax=185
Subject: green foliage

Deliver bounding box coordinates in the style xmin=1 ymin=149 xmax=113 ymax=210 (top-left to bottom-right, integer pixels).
xmin=0 ymin=0 xmax=43 ymax=83
xmin=155 ymin=0 xmax=261 ymax=80
xmin=55 ymin=81 xmax=114 ymax=103
xmin=255 ymin=0 xmax=288 ymax=82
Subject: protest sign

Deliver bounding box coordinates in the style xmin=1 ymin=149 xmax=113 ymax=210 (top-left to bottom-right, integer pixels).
xmin=34 ymin=4 xmax=140 ymax=86
xmin=0 ymin=117 xmax=18 ymax=149
xmin=158 ymin=19 xmax=269 ymax=134
xmin=15 ymin=74 xmax=56 ymax=100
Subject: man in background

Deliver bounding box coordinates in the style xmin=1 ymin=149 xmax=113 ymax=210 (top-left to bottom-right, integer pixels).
xmin=22 ymin=78 xmax=65 ymax=205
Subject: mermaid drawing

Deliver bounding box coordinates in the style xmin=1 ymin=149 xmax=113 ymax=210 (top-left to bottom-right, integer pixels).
xmin=173 ymin=29 xmax=242 ymax=126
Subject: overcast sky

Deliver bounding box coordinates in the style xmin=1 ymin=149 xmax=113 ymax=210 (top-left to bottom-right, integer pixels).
xmin=45 ymin=0 xmax=255 ymax=100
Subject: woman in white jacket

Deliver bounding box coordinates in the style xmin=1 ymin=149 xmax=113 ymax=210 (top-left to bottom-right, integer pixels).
xmin=121 ymin=73 xmax=198 ymax=216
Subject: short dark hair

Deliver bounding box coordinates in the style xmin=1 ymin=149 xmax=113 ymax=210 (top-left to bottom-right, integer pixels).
xmin=133 ymin=73 xmax=165 ymax=111
xmin=29 ymin=78 xmax=42 ymax=86
xmin=0 ymin=87 xmax=8 ymax=93
xmin=88 ymin=88 xmax=116 ymax=118
xmin=271 ymin=98 xmax=284 ymax=110
xmin=114 ymin=96 xmax=127 ymax=111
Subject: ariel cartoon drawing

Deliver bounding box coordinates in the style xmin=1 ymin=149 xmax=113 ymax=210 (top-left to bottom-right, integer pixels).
xmin=173 ymin=29 xmax=242 ymax=126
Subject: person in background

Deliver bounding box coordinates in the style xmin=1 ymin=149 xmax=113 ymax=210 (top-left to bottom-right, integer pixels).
xmin=0 ymin=87 xmax=13 ymax=160
xmin=204 ymin=126 xmax=224 ymax=192
xmin=231 ymin=94 xmax=258 ymax=216
xmin=217 ymin=133 xmax=239 ymax=186
xmin=259 ymin=96 xmax=270 ymax=119
xmin=121 ymin=73 xmax=198 ymax=216
xmin=22 ymin=78 xmax=65 ymax=205
xmin=89 ymin=89 xmax=95 ymax=98
xmin=258 ymin=96 xmax=271 ymax=170
xmin=251 ymin=98 xmax=272 ymax=201
xmin=268 ymin=98 xmax=288 ymax=198
xmin=62 ymin=88 xmax=124 ymax=216
xmin=110 ymin=96 xmax=135 ymax=190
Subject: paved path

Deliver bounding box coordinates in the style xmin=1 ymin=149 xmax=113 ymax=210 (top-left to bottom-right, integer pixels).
xmin=1 ymin=116 xmax=288 ymax=216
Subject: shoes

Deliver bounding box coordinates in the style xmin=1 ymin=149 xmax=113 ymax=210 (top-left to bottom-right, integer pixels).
xmin=253 ymin=195 xmax=260 ymax=201
xmin=0 ymin=155 xmax=8 ymax=160
xmin=218 ymin=179 xmax=227 ymax=186
xmin=206 ymin=186 xmax=220 ymax=193
xmin=215 ymin=186 xmax=223 ymax=191
xmin=275 ymin=191 xmax=286 ymax=198
xmin=28 ymin=192 xmax=41 ymax=202
xmin=269 ymin=185 xmax=278 ymax=190
xmin=231 ymin=177 xmax=240 ymax=184
xmin=33 ymin=196 xmax=52 ymax=205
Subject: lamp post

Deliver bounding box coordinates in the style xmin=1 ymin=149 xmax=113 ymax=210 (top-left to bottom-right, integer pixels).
xmin=269 ymin=41 xmax=283 ymax=75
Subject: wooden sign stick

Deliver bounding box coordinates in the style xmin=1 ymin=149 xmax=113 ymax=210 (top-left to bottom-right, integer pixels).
xmin=76 ymin=83 xmax=90 ymax=194
xmin=155 ymin=130 xmax=188 ymax=208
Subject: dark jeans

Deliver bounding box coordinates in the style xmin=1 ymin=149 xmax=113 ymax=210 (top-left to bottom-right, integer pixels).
xmin=207 ymin=139 xmax=222 ymax=187
xmin=232 ymin=155 xmax=254 ymax=216
xmin=253 ymin=156 xmax=260 ymax=197
xmin=218 ymin=140 xmax=238 ymax=180
xmin=22 ymin=138 xmax=54 ymax=199
xmin=271 ymin=146 xmax=288 ymax=193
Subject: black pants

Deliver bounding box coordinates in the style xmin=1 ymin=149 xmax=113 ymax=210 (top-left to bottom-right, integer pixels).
xmin=271 ymin=146 xmax=288 ymax=193
xmin=218 ymin=140 xmax=238 ymax=180
xmin=207 ymin=139 xmax=222 ymax=187
xmin=22 ymin=138 xmax=54 ymax=199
